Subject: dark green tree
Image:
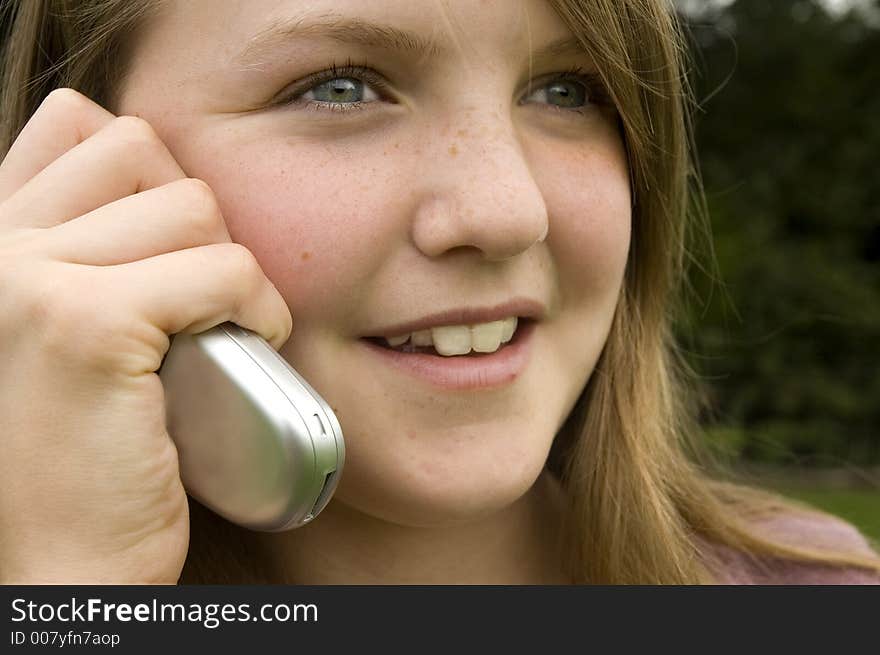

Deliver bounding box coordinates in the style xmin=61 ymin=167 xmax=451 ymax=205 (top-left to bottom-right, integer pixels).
xmin=682 ymin=0 xmax=880 ymax=465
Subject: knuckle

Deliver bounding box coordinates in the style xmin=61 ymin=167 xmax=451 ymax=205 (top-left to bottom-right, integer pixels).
xmin=180 ymin=177 xmax=215 ymax=205
xmin=43 ymin=87 xmax=91 ymax=115
xmin=111 ymin=115 xmax=162 ymax=155
xmin=226 ymin=243 xmax=262 ymax=281
xmin=219 ymin=243 xmax=264 ymax=298
xmin=176 ymin=178 xmax=224 ymax=239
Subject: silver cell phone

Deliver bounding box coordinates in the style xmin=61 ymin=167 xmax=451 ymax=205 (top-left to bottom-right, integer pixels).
xmin=157 ymin=321 xmax=344 ymax=531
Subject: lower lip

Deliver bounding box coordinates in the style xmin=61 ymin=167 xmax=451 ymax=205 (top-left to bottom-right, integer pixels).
xmin=359 ymin=321 xmax=536 ymax=391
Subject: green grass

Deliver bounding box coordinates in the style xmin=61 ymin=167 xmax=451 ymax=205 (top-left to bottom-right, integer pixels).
xmin=777 ymin=488 xmax=880 ymax=544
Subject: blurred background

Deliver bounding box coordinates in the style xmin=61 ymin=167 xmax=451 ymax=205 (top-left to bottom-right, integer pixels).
xmin=676 ymin=0 xmax=879 ymax=540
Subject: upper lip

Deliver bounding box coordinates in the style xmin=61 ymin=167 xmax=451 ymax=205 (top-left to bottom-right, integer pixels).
xmin=362 ymin=297 xmax=546 ymax=338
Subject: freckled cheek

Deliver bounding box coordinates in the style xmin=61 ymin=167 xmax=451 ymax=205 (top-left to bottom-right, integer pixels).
xmin=197 ymin=152 xmax=400 ymax=318
xmin=541 ymin=155 xmax=632 ymax=296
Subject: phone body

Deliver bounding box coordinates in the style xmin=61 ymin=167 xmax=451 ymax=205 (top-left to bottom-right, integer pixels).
xmin=157 ymin=321 xmax=344 ymax=531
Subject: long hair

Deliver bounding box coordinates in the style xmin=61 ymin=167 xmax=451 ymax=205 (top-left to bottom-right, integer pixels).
xmin=3 ymin=0 xmax=878 ymax=583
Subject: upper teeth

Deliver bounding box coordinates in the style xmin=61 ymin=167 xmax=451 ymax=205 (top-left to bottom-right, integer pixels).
xmin=384 ymin=317 xmax=519 ymax=356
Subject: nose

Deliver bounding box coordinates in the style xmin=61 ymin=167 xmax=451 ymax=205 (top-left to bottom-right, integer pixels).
xmin=410 ymin=109 xmax=550 ymax=262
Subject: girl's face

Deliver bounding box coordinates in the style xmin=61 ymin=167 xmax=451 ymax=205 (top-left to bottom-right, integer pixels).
xmin=117 ymin=0 xmax=631 ymax=527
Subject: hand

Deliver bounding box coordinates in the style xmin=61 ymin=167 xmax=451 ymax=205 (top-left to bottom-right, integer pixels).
xmin=0 ymin=89 xmax=292 ymax=583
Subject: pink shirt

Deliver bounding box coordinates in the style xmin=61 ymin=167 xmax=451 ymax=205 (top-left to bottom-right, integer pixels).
xmin=705 ymin=513 xmax=880 ymax=584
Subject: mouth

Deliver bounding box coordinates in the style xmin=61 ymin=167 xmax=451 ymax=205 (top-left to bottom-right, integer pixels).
xmin=357 ymin=319 xmax=537 ymax=391
xmin=361 ymin=318 xmax=534 ymax=357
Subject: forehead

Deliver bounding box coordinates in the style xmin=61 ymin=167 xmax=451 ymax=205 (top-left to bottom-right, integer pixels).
xmin=144 ymin=0 xmax=581 ymax=66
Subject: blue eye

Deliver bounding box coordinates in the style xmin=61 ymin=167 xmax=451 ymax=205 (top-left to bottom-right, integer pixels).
xmin=525 ymin=79 xmax=589 ymax=109
xmin=520 ymin=67 xmax=611 ymax=115
xmin=304 ymin=77 xmax=381 ymax=107
xmin=277 ymin=61 xmax=611 ymax=116
xmin=277 ymin=62 xmax=389 ymax=114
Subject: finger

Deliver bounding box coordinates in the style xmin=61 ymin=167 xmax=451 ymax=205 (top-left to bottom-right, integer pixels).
xmin=35 ymin=178 xmax=232 ymax=266
xmin=0 ymin=114 xmax=187 ymax=230
xmin=0 ymin=89 xmax=116 ymax=205
xmin=110 ymin=242 xmax=293 ymax=352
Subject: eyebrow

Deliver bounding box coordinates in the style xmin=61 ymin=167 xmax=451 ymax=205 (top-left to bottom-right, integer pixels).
xmin=234 ymin=12 xmax=589 ymax=69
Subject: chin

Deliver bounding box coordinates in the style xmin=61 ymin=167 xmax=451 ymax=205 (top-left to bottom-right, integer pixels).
xmin=330 ymin=452 xmax=549 ymax=529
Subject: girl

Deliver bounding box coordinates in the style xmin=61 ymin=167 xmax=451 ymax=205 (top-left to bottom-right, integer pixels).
xmin=0 ymin=0 xmax=877 ymax=584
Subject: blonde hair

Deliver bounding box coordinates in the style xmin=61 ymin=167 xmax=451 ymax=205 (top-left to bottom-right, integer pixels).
xmin=2 ymin=0 xmax=878 ymax=584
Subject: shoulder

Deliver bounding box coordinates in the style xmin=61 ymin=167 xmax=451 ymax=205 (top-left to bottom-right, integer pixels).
xmin=754 ymin=511 xmax=877 ymax=555
xmin=703 ymin=511 xmax=880 ymax=585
